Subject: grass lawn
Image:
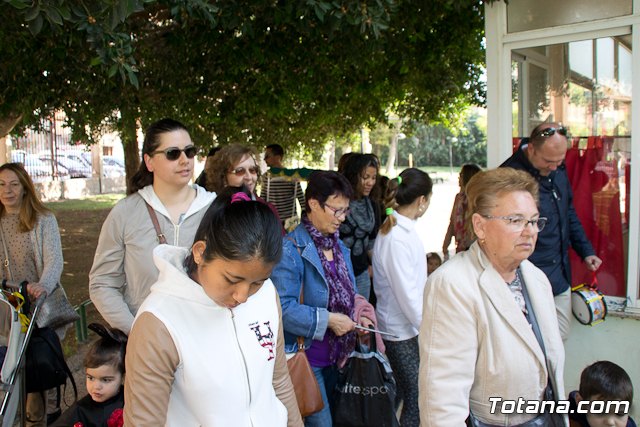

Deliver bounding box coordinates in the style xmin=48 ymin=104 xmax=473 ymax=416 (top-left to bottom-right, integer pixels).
xmin=45 ymin=193 xmax=125 ymax=211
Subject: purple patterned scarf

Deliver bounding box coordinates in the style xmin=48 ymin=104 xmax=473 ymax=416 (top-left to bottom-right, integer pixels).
xmin=302 ymin=215 xmax=355 ymax=363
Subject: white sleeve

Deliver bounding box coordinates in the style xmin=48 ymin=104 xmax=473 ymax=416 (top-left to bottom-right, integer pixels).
xmin=380 ymin=237 xmax=424 ymax=329
xmin=89 ymin=202 xmax=134 ymax=333
xmin=419 ymin=273 xmax=478 ymax=426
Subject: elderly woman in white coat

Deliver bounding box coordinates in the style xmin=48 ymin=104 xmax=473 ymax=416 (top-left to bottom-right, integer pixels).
xmin=418 ymin=168 xmax=566 ymax=427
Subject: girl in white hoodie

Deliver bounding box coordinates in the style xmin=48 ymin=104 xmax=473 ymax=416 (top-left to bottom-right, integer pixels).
xmin=124 ymin=187 xmax=302 ymax=427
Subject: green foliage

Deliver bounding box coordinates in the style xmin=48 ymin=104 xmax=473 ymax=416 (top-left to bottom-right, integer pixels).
xmin=396 ymin=109 xmax=487 ymax=167
xmin=2 ymin=0 xmax=486 ymax=171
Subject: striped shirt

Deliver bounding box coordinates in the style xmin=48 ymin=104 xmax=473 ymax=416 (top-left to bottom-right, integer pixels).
xmin=260 ymin=175 xmax=305 ymax=221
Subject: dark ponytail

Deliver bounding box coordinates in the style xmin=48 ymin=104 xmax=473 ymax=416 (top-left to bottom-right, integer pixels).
xmin=128 ymin=118 xmax=190 ymax=194
xmin=380 ymin=168 xmax=433 ymax=235
xmin=184 ymin=186 xmax=283 ymax=277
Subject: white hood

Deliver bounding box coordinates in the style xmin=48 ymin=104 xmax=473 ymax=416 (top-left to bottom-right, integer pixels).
xmin=138 ymin=184 xmax=216 ymax=223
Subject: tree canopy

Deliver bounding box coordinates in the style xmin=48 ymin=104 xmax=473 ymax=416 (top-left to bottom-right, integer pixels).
xmin=2 ymin=0 xmax=486 ymax=163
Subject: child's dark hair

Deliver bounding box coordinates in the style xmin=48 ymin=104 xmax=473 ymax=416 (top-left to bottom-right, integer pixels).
xmin=84 ymin=323 xmax=128 ymax=375
xmin=427 ymin=252 xmax=443 ymax=264
xmin=460 ymin=163 xmax=482 ymax=188
xmin=184 ymin=186 xmax=283 ymax=277
xmin=579 ymin=361 xmax=634 ymax=402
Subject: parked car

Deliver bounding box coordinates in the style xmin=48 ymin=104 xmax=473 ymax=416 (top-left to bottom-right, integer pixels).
xmin=39 ymin=153 xmax=91 ymax=178
xmin=102 ymin=155 xmax=126 ymax=177
xmin=37 ymin=157 xmax=71 ymax=180
xmin=16 ymin=154 xmax=69 ymax=182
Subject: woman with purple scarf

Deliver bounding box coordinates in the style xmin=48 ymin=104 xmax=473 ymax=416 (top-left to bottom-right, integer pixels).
xmin=271 ymin=171 xmax=374 ymax=427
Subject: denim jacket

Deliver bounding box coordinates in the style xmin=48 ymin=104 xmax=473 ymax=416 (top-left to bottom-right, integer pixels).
xmin=270 ymin=224 xmax=356 ymax=354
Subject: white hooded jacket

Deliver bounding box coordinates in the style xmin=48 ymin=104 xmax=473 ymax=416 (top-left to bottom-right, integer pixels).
xmin=134 ymin=244 xmax=288 ymax=426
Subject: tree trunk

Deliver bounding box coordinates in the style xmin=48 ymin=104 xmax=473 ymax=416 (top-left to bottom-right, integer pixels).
xmin=386 ymin=134 xmax=398 ymax=175
xmin=121 ymin=112 xmax=139 ymax=194
xmin=0 ymin=114 xmax=23 ymax=138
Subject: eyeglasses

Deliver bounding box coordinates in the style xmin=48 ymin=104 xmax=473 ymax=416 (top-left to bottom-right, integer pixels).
xmin=533 ymin=126 xmax=567 ymax=139
xmin=229 ymin=166 xmax=258 ymax=177
xmin=481 ymin=215 xmax=548 ymax=232
xmin=150 ymin=145 xmax=197 ymax=161
xmin=324 ymin=204 xmax=351 ymax=218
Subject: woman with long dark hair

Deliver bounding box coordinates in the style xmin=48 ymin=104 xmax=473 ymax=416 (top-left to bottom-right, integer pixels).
xmin=339 ymin=154 xmax=380 ymax=300
xmin=90 ymin=118 xmax=215 ymax=334
xmin=372 ymin=168 xmax=433 ymax=427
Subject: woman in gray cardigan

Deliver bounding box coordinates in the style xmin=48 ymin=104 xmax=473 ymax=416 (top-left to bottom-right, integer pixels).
xmin=89 ymin=119 xmax=215 ymax=334
xmin=0 ymin=162 xmax=65 ymax=426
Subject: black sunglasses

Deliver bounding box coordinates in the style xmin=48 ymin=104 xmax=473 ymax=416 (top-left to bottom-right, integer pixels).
xmin=533 ymin=126 xmax=568 ymax=139
xmin=150 ymin=145 xmax=197 ymax=161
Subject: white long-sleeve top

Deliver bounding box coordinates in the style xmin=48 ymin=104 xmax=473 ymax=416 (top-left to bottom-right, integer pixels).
xmin=372 ymin=211 xmax=427 ymax=341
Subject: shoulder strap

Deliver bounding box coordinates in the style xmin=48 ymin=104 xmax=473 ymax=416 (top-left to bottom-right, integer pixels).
xmin=144 ymin=202 xmax=167 ymax=244
xmin=518 ymin=269 xmax=547 ymax=357
xmin=519 ymin=269 xmax=557 ymax=402
xmin=285 ymin=236 xmax=307 ymax=351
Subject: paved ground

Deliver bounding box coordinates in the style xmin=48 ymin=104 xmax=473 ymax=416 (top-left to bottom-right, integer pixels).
xmin=416 ymin=173 xmax=459 ymax=257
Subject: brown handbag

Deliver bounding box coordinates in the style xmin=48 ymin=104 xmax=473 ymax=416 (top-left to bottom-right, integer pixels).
xmin=287 ymin=336 xmax=324 ymax=417
xmin=285 ymin=237 xmax=324 ymax=418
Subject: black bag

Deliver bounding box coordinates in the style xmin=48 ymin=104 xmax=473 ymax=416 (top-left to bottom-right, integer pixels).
xmin=332 ymin=333 xmax=399 ymax=427
xmin=25 ymin=326 xmax=76 ymax=395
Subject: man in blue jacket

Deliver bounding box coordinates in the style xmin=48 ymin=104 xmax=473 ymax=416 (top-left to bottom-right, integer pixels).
xmin=501 ymin=122 xmax=602 ymax=340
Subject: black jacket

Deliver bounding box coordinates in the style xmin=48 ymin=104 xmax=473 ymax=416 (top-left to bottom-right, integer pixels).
xmin=52 ymin=388 xmax=124 ymax=427
xmin=501 ymin=141 xmax=595 ymax=295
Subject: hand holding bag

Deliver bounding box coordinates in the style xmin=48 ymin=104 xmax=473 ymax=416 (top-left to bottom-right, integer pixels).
xmin=332 ymin=332 xmax=399 ymax=427
xmin=0 ymin=223 xmax=78 ymax=330
xmin=35 ymin=283 xmax=79 ymax=330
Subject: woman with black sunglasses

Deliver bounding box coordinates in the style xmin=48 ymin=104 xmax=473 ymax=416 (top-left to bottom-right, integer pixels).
xmin=89 ymin=118 xmax=216 ymax=335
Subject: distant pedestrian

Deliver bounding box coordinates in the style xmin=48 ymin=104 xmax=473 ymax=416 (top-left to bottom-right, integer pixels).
xmin=442 ymin=163 xmax=481 ymax=259
xmin=339 ymin=153 xmax=381 ymax=300
xmin=426 ymin=252 xmax=442 ymax=275
xmin=194 ymin=146 xmax=220 ymax=188
xmin=260 ymin=144 xmax=305 ymax=230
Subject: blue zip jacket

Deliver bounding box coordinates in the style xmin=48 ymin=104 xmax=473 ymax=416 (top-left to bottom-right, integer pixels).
xmin=270 ymin=224 xmax=356 ymax=354
xmin=501 ymin=140 xmax=595 ymax=295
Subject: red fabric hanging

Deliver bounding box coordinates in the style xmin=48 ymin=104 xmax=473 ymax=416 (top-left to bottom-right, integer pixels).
xmin=565 ymin=136 xmax=625 ymax=296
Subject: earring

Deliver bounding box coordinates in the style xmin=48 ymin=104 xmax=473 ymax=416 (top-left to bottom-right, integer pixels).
xmin=478 ymin=238 xmax=486 ymax=245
